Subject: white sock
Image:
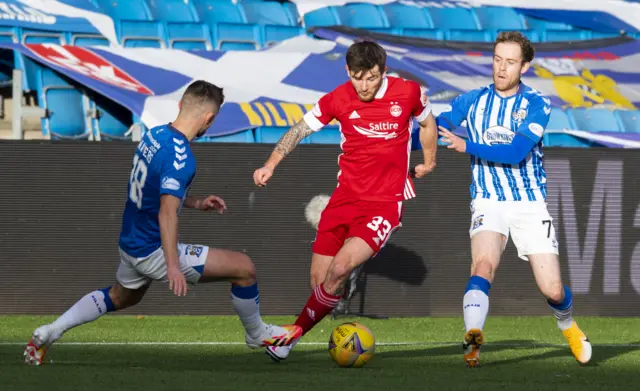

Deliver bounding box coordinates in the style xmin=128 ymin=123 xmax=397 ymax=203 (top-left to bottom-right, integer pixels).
xmin=231 ymin=283 xmax=264 ymax=338
xmin=548 ymin=285 xmax=574 ymax=331
xmin=463 ymin=276 xmax=491 ymax=332
xmin=50 ymin=287 xmax=114 ymax=336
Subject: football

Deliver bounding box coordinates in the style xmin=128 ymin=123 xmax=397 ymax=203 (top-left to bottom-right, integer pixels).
xmin=328 ymin=322 xmax=375 ymax=368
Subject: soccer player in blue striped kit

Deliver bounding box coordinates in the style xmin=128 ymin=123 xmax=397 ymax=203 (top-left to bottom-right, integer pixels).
xmin=436 ymin=32 xmax=591 ymax=367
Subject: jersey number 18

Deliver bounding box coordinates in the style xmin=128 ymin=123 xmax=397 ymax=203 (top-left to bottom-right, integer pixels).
xmin=129 ymin=154 xmax=148 ymax=209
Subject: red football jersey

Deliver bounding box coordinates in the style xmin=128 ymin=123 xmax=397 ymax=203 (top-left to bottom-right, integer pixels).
xmin=303 ymin=76 xmax=432 ymax=202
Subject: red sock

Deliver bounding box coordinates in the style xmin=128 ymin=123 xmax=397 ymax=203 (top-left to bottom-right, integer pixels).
xmin=294 ymin=283 xmax=341 ymax=335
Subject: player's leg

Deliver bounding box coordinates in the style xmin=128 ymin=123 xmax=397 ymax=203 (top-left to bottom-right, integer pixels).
xmin=178 ymin=244 xmax=301 ymax=349
xmin=510 ymin=203 xmax=591 ymax=365
xmin=24 ymin=252 xmax=152 ymax=366
xmin=463 ymin=201 xmax=509 ymax=367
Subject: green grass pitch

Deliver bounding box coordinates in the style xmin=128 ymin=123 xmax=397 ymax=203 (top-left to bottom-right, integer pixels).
xmin=1 ymin=315 xmax=639 ymax=391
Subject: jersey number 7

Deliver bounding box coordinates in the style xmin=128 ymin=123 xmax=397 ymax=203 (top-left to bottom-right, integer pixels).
xmin=129 ymin=154 xmax=148 ymax=209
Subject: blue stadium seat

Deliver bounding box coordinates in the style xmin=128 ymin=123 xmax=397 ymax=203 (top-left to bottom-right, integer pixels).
xmin=567 ymin=108 xmax=623 ymax=132
xmin=615 ymin=110 xmax=640 ymax=132
xmin=308 ymin=128 xmax=341 ymax=144
xmin=0 ymin=26 xmax=18 ymax=43
xmin=119 ymin=21 xmax=166 ymax=48
xmin=71 ymin=34 xmax=110 ymax=47
xmin=90 ymin=94 xmax=133 ymax=140
xmin=96 ymin=0 xmax=152 ymax=21
xmin=546 ymin=108 xmax=574 ymax=130
xmin=382 ymin=3 xmax=433 ymax=29
xmin=255 ymin=127 xmax=310 ymax=143
xmin=206 ymin=130 xmax=256 ymax=143
xmin=283 ymin=2 xmax=301 ymax=25
xmin=37 ymin=68 xmax=89 ymax=139
xmin=368 ymin=27 xmax=403 ymax=35
xmin=194 ymin=0 xmax=246 ymax=25
xmin=402 ymin=28 xmax=444 ymax=40
xmin=591 ymin=31 xmax=622 ymax=39
xmin=543 ymin=30 xmax=591 ymax=42
xmin=263 ymin=25 xmax=304 ymax=47
xmin=303 ymin=7 xmax=340 ymax=27
xmin=166 ymin=23 xmax=212 ymax=50
xmin=446 ymin=29 xmax=492 ymax=42
xmin=473 ymin=6 xmax=527 ymax=30
xmin=426 ymin=6 xmax=481 ymax=31
xmin=216 ymin=23 xmax=262 ymax=50
xmin=242 ymin=2 xmax=296 ymax=26
xmin=146 ymin=0 xmax=199 ymax=22
xmin=334 ymin=4 xmax=389 ymax=29
xmin=525 ymin=16 xmax=573 ymax=32
xmin=20 ymin=29 xmax=65 ymax=44
xmin=543 ymin=133 xmax=594 ymax=148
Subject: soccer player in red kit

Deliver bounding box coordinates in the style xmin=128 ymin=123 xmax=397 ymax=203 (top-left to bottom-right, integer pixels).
xmin=253 ymin=40 xmax=438 ymax=362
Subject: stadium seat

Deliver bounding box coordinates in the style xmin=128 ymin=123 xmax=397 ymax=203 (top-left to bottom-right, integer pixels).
xmin=591 ymin=31 xmax=623 ymax=39
xmin=194 ymin=0 xmax=247 ymax=25
xmin=263 ymin=25 xmax=304 ymax=47
xmin=242 ymin=2 xmax=296 ymax=26
xmin=543 ymin=133 xmax=594 ymax=148
xmin=71 ymin=34 xmax=110 ymax=47
xmin=543 ymin=30 xmax=591 ymax=42
xmin=334 ymin=4 xmax=390 ymax=29
xmin=20 ymin=29 xmax=65 ymax=44
xmin=146 ymin=0 xmax=199 ymax=22
xmin=95 ymin=0 xmax=152 ymax=21
xmin=0 ymin=26 xmax=18 ymax=43
xmin=205 ymin=130 xmax=256 ymax=143
xmin=615 ymin=110 xmax=640 ymax=132
xmin=402 ymin=28 xmax=444 ymax=40
xmin=425 ymin=6 xmax=481 ymax=31
xmin=473 ymin=6 xmax=527 ymax=30
xmin=303 ymin=7 xmax=340 ymax=27
xmin=525 ymin=16 xmax=573 ymax=32
xmin=546 ymin=108 xmax=574 ymax=131
xmin=446 ymin=30 xmax=492 ymax=42
xmin=567 ymin=108 xmax=623 ymax=132
xmin=194 ymin=0 xmax=262 ymax=49
xmin=37 ymin=68 xmax=90 ymax=139
xmin=166 ymin=23 xmax=213 ymax=50
xmin=119 ymin=21 xmax=166 ymax=48
xmin=255 ymin=127 xmax=310 ymax=144
xmin=89 ymin=94 xmax=133 ymax=140
xmin=308 ymin=128 xmax=342 ymax=144
xmin=382 ymin=3 xmax=433 ymax=29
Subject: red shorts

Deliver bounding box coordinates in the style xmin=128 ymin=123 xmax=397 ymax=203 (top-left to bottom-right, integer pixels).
xmin=311 ymin=194 xmax=404 ymax=257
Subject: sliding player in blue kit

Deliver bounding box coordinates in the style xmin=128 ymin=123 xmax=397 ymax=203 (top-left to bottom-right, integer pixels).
xmin=436 ymin=32 xmax=591 ymax=368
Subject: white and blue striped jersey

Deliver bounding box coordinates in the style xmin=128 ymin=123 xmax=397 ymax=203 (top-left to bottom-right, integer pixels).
xmin=437 ymin=83 xmax=551 ymax=202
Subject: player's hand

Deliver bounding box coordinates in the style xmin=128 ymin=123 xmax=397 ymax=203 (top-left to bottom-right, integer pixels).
xmin=413 ymin=162 xmax=436 ymax=178
xmin=167 ymin=265 xmax=187 ymax=297
xmin=253 ymin=166 xmax=273 ymax=187
xmin=438 ymin=126 xmax=466 ymax=153
xmin=200 ymin=195 xmax=226 ymax=214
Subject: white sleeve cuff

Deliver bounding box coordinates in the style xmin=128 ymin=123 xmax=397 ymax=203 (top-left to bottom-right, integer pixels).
xmin=414 ymin=103 xmax=432 ymax=123
xmin=303 ymin=111 xmax=325 ymax=132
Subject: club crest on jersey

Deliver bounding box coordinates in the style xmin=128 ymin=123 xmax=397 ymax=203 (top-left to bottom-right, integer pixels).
xmin=512 ymin=108 xmax=528 ymax=122
xmin=186 ymin=245 xmax=204 ymax=258
xmin=483 ymin=125 xmax=514 ymax=146
xmin=472 ymin=214 xmax=484 ymax=230
xmin=390 ymin=102 xmax=402 ymax=117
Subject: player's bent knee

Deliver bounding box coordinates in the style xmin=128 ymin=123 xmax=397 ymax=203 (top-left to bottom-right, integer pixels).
xmin=231 ymin=253 xmax=257 ymax=286
xmin=471 ymin=259 xmax=495 ymax=281
xmin=110 ymin=282 xmax=148 ymax=310
xmin=326 ymin=260 xmax=352 ymax=286
xmin=542 ymin=281 xmax=564 ymax=304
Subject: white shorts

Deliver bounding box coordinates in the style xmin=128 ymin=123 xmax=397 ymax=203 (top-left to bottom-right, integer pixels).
xmin=116 ymin=243 xmax=209 ymax=290
xmin=469 ymin=199 xmax=559 ymax=261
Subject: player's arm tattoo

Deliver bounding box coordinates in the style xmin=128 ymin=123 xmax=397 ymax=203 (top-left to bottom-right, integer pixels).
xmin=274 ymin=120 xmax=313 ymax=157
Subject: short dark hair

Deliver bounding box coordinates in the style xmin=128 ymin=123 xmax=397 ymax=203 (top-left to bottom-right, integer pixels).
xmin=494 ymin=31 xmax=535 ymax=63
xmin=346 ymin=40 xmax=387 ymax=76
xmin=181 ymin=80 xmax=225 ymax=112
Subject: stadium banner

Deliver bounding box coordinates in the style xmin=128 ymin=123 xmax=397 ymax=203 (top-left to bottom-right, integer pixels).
xmin=2 ymin=34 xmax=638 ymax=142
xmin=0 ymin=0 xmax=118 ymax=45
xmin=1 ymin=142 xmax=639 ymax=317
xmin=291 ymin=0 xmax=640 ymax=33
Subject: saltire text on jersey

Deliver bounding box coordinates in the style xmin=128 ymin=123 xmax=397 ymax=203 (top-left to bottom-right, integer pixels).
xmin=119 ymin=124 xmax=196 ymax=258
xmin=437 ymin=83 xmax=551 ymax=202
xmin=302 ymin=76 xmax=432 ymax=203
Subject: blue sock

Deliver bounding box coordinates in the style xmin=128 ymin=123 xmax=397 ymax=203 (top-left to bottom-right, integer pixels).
xmin=463 ymin=276 xmax=491 ymax=332
xmin=548 ymin=285 xmax=573 ymax=331
xmin=231 ymin=283 xmax=263 ymax=337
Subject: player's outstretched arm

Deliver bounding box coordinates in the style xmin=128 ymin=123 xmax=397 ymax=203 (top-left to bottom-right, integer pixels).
xmin=414 ymin=112 xmax=437 ymax=178
xmin=159 ymin=194 xmax=188 ymax=296
xmin=253 ymin=119 xmax=313 ymax=187
xmin=183 ymin=195 xmax=227 ymax=213
xmin=439 ymin=127 xmax=536 ymax=165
